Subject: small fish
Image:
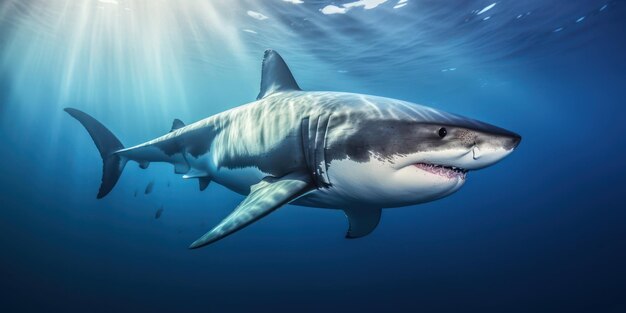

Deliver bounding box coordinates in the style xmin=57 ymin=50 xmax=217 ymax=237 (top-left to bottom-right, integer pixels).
xmin=155 ymin=206 xmax=164 ymax=219
xmin=144 ymin=180 xmax=154 ymax=194
xmin=134 ymin=189 xmax=138 ymax=197
xmin=167 ymin=181 xmax=171 ymax=187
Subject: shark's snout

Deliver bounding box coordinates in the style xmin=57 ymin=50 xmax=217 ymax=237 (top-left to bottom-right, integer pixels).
xmin=462 ymin=131 xmax=521 ymax=170
xmin=477 ymin=127 xmax=521 ymax=151
xmin=509 ymin=133 xmax=522 ymax=150
xmin=492 ymin=130 xmax=521 ymax=151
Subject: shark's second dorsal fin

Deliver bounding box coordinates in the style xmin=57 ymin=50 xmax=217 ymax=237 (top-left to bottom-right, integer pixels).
xmin=170 ymin=119 xmax=185 ymax=132
xmin=257 ymin=50 xmax=301 ymax=100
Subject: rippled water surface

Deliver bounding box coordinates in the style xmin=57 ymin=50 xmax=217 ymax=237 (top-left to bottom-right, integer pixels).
xmin=1 ymin=1 xmax=625 ymax=312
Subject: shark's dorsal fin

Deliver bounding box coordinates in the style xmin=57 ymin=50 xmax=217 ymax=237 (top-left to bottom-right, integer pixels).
xmin=257 ymin=50 xmax=301 ymax=100
xmin=343 ymin=208 xmax=382 ymax=239
xmin=170 ymin=119 xmax=185 ymax=132
xmin=188 ymin=172 xmax=313 ymax=249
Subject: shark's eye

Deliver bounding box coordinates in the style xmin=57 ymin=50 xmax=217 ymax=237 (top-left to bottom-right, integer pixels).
xmin=438 ymin=127 xmax=447 ymax=138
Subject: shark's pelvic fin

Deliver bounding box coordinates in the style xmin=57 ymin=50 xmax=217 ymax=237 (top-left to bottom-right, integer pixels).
xmin=172 ymin=148 xmax=191 ymax=174
xmin=256 ymin=50 xmax=301 ymax=100
xmin=198 ymin=177 xmax=211 ymax=191
xmin=64 ymin=108 xmax=127 ymax=199
xmin=170 ymin=118 xmax=185 ymax=132
xmin=182 ymin=170 xmax=211 ymax=191
xmin=174 ymin=161 xmax=190 ymax=174
xmin=189 ymin=172 xmax=313 ymax=249
xmin=182 ymin=170 xmax=210 ymax=179
xmin=343 ymin=208 xmax=382 ymax=239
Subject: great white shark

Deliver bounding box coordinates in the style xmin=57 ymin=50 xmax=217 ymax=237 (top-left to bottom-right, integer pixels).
xmin=66 ymin=50 xmax=521 ymax=249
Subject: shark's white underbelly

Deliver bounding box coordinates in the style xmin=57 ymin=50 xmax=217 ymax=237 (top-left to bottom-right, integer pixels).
xmin=294 ymin=157 xmax=466 ymax=209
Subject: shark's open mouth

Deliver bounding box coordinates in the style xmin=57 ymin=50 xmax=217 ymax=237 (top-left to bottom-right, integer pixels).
xmin=414 ymin=163 xmax=468 ymax=179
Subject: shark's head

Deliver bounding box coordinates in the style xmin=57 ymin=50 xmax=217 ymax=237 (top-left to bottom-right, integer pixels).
xmin=323 ymin=94 xmax=521 ymax=208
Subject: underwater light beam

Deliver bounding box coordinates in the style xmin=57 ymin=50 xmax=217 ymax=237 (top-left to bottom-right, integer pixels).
xmin=0 ymin=0 xmax=251 ymax=129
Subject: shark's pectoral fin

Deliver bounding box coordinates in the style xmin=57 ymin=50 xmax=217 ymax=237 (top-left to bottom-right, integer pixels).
xmin=343 ymin=208 xmax=382 ymax=239
xmin=189 ymin=172 xmax=314 ymax=249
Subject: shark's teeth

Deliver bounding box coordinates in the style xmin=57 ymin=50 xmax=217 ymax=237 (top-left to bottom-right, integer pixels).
xmin=413 ymin=163 xmax=468 ymax=179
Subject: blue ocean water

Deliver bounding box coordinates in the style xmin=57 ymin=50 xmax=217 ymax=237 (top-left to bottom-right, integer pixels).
xmin=1 ymin=0 xmax=625 ymax=312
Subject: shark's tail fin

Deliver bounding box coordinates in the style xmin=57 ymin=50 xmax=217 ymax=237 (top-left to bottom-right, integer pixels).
xmin=64 ymin=108 xmax=126 ymax=199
